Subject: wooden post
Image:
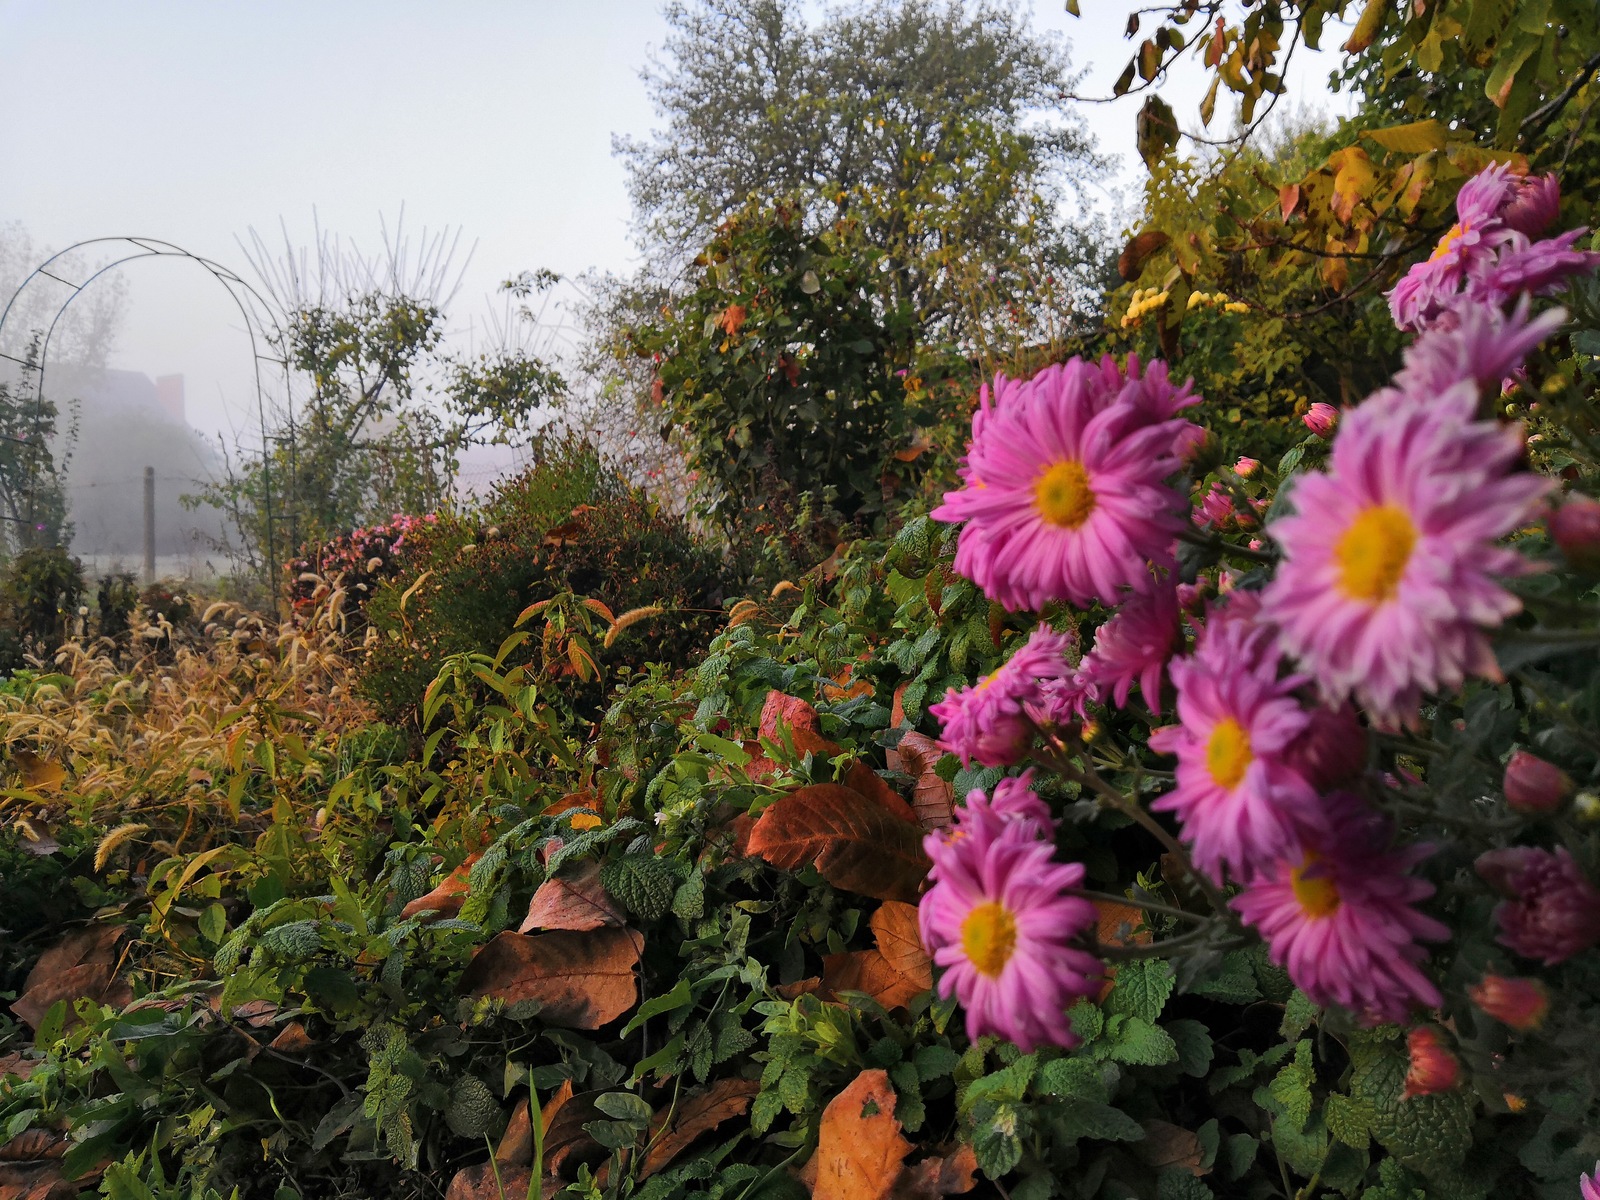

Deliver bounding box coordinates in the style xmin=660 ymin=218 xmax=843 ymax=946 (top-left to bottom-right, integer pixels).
xmin=143 ymin=466 xmax=155 ymax=585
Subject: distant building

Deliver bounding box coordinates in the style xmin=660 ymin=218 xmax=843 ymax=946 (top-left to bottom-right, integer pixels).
xmin=75 ymin=368 xmax=186 ymax=425
xmin=155 ymin=374 xmax=185 ymax=424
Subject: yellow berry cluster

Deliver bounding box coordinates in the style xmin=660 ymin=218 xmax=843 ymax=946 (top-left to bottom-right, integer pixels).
xmin=1187 ymin=290 xmax=1250 ymax=314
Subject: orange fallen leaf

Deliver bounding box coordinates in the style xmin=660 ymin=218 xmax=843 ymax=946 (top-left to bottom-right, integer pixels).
xmin=803 ymin=1069 xmax=912 ymax=1200
xmin=267 ymin=1022 xmax=316 ymax=1054
xmin=638 ymin=1078 xmax=761 ymax=1179
xmin=1093 ymin=899 xmax=1152 ymax=1003
xmin=544 ymin=790 xmax=603 ymax=830
xmin=460 ymin=929 xmax=641 ymax=1029
xmin=748 ymin=784 xmax=930 ymax=903
xmin=885 ymin=732 xmax=954 ymax=830
xmin=843 ymin=761 xmax=919 ymax=827
xmin=0 ymin=1130 xmax=65 ymax=1162
xmin=821 ymin=901 xmax=932 ymax=1012
xmin=891 ymin=1145 xmax=978 ymax=1200
xmin=0 ymin=1054 xmax=38 ymax=1082
xmin=718 ymin=304 xmax=748 ymax=337
xmin=520 ymin=861 xmax=626 ymax=933
xmin=0 ymin=1161 xmax=75 ymax=1200
xmin=400 ymin=853 xmax=479 ymax=920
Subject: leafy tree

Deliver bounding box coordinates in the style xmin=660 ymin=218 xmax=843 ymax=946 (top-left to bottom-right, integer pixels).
xmin=190 ymin=237 xmax=566 ymax=591
xmin=618 ymin=0 xmax=1110 ymax=341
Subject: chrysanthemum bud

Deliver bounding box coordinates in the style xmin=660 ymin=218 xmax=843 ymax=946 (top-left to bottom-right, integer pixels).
xmin=1403 ymin=1027 xmax=1460 ymax=1097
xmin=1548 ymin=495 xmax=1600 ymax=573
xmin=1234 ymin=456 xmax=1260 ymax=478
xmin=1302 ymin=402 xmax=1338 ymax=438
xmin=1468 ymin=973 xmax=1550 ymax=1031
xmin=1501 ymin=174 xmax=1561 ymax=238
xmin=1503 ymin=750 xmax=1574 ymax=815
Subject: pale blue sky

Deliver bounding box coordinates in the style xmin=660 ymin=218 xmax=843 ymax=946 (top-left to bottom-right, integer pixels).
xmin=0 ymin=1 xmax=1348 ymax=454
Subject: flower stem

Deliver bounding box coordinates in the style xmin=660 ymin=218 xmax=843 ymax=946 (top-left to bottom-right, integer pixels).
xmin=1178 ymin=526 xmax=1276 ymax=564
xmin=1069 ymin=887 xmax=1210 ymax=925
xmin=1034 ymin=737 xmax=1232 ymax=917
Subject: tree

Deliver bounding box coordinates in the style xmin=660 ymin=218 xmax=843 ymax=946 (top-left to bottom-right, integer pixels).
xmin=189 ymin=228 xmax=566 ymax=592
xmin=615 ymin=0 xmax=1112 ymax=343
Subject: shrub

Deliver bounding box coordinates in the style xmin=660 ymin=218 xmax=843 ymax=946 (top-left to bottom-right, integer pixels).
xmin=359 ymin=438 xmax=728 ymax=725
xmin=0 ymin=546 xmax=85 ymax=674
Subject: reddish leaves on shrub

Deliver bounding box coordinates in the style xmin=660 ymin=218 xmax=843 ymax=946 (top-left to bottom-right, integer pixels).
xmin=748 ymin=784 xmax=929 ymax=903
xmin=520 ymin=861 xmax=626 ymax=933
xmin=460 ymin=928 xmax=641 ymax=1029
xmin=638 ymin=1078 xmax=761 ymax=1179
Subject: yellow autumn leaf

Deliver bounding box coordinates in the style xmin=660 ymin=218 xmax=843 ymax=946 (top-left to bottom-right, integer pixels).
xmin=1327 ymin=147 xmax=1376 ymax=223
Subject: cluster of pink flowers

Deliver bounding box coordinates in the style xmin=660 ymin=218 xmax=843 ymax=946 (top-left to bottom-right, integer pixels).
xmin=287 ymin=512 xmax=438 ymax=618
xmin=916 ymin=163 xmax=1600 ymax=1047
xmin=919 ymin=772 xmax=1102 ymax=1050
xmin=1387 ymin=162 xmax=1599 ymax=331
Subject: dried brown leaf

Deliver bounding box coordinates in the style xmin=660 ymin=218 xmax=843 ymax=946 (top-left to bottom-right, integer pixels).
xmin=805 ymin=1070 xmax=911 ymax=1200
xmin=520 ymin=861 xmax=626 ymax=933
xmin=747 ymin=784 xmax=930 ymax=903
xmin=460 ymin=929 xmax=641 ymax=1029
xmin=884 ymin=732 xmax=953 ymax=830
xmin=638 ymin=1078 xmax=760 ymax=1179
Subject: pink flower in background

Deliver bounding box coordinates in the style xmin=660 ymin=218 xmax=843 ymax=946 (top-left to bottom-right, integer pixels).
xmin=1149 ymin=614 xmax=1322 ymax=882
xmin=1232 ymin=791 xmax=1448 ymax=1024
xmin=1281 ymin=704 xmax=1368 ymax=791
xmin=920 ymin=808 xmax=1102 ymax=1051
xmin=1470 ymin=227 xmax=1600 ymax=307
xmin=932 ymin=358 xmax=1202 ymax=610
xmin=1303 ymin=402 xmax=1339 ymax=438
xmin=1080 ymin=578 xmax=1182 ymax=712
xmin=930 ymin=625 xmax=1076 ymax=767
xmin=1501 ymin=173 xmax=1561 ymax=237
xmin=1193 ymin=483 xmax=1238 ymax=530
xmin=1392 ymin=296 xmax=1566 ymax=398
xmin=1582 ymin=1163 xmax=1600 ymax=1200
xmin=1403 ymin=1027 xmax=1461 ymax=1098
xmin=1262 ymin=395 xmax=1551 ymax=727
xmin=1549 ymin=495 xmax=1600 ymax=571
xmin=1389 ymin=212 xmax=1514 ymax=331
xmin=1477 ymin=846 xmax=1600 ymax=964
xmin=1467 ymin=974 xmax=1550 ymax=1031
xmin=1235 ymin=456 xmax=1261 ymax=478
xmin=959 ymin=770 xmax=1055 ymax=837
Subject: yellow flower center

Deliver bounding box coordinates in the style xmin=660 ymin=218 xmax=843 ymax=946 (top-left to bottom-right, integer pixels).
xmin=1034 ymin=460 xmax=1097 ymax=529
xmin=1290 ymin=856 xmax=1341 ymax=919
xmin=1430 ymin=221 xmax=1469 ymax=261
xmin=1206 ymin=717 xmax=1253 ymax=789
xmin=1335 ymin=504 xmax=1417 ymax=602
xmin=960 ymin=901 xmax=1018 ymax=977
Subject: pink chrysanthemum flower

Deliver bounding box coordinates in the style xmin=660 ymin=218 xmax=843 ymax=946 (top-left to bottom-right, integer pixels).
xmin=920 ymin=809 xmax=1103 ymax=1051
xmin=1389 ymin=217 xmax=1518 ymax=332
xmin=930 ymin=625 xmax=1076 ymax=767
xmin=933 ymin=357 xmax=1202 ymax=611
xmin=959 ymin=769 xmax=1055 ymax=836
xmin=1403 ymin=1026 xmax=1461 ymax=1098
xmin=1232 ymin=791 xmax=1448 ymax=1024
xmin=1476 ymin=846 xmax=1600 ymax=964
xmin=1468 ymin=227 xmax=1600 ymax=305
xmin=1148 ymin=611 xmax=1322 ymax=882
xmin=1080 ymin=578 xmax=1181 ymax=712
xmin=1468 ymin=973 xmax=1549 ymax=1032
xmin=1583 ymin=1163 xmax=1600 ymax=1200
xmin=1392 ymin=296 xmax=1566 ymax=399
xmin=1262 ymin=395 xmax=1552 ymax=727
xmin=1193 ymin=482 xmax=1238 ymax=530
xmin=1501 ymin=173 xmax=1561 ymax=238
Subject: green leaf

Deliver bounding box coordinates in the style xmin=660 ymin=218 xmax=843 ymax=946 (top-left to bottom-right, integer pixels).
xmin=1107 ymin=1017 xmax=1178 ymax=1066
xmin=1279 ymin=991 xmax=1319 ymax=1039
xmin=1053 ymin=1097 xmax=1146 ymax=1143
xmin=1222 ymin=1133 xmax=1257 ymax=1180
xmin=1167 ymin=1020 xmax=1214 ymax=1078
xmin=444 ymin=1075 xmax=503 ymax=1139
xmin=1106 ymin=959 xmax=1174 ymax=1023
xmin=1267 ymin=1041 xmax=1315 ymax=1130
xmin=594 ymin=1092 xmax=653 ymax=1122
xmin=1190 ymin=950 xmax=1259 ymax=1003
xmin=1067 ymin=999 xmax=1103 ymax=1043
xmin=623 ymin=978 xmax=693 ymax=1036
xmin=914 ymin=1044 xmax=960 ymax=1082
xmin=199 ymin=903 xmax=227 ymax=944
xmin=973 ymin=1103 xmax=1025 ymax=1177
xmin=1324 ymin=1093 xmax=1371 ymax=1149
xmin=1157 ymin=1171 xmax=1214 ymax=1200
xmin=601 ymin=852 xmax=676 ymax=921
xmin=1037 ymin=1057 xmax=1110 ymax=1103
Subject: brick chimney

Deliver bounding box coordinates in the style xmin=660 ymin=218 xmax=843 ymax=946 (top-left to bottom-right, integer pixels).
xmin=155 ymin=374 xmax=185 ymax=424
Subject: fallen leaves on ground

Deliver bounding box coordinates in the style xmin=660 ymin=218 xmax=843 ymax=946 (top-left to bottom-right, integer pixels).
xmin=798 ymin=1070 xmax=976 ymax=1200
xmin=1093 ymin=898 xmax=1153 ymax=1002
xmin=460 ymin=928 xmax=641 ymax=1029
xmin=543 ymin=790 xmax=603 ymax=830
xmin=821 ymin=901 xmax=932 ymax=1011
xmin=0 ymin=1161 xmax=76 ymax=1200
xmin=11 ymin=750 xmax=65 ymax=793
xmin=10 ymin=925 xmax=130 ymax=1031
xmin=749 ymin=783 xmax=930 ymax=903
xmin=1136 ymin=1120 xmax=1207 ymax=1176
xmin=520 ymin=861 xmax=626 ymax=933
xmin=638 ymin=1078 xmax=760 ymax=1179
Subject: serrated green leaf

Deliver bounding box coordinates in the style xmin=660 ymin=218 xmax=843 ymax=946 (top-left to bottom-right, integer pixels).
xmin=1106 ymin=959 xmax=1174 ymax=1024
xmin=1166 ymin=1019 xmax=1214 ymax=1077
xmin=1107 ymin=1017 xmax=1178 ymax=1066
xmin=1053 ymin=1097 xmax=1146 ymax=1143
